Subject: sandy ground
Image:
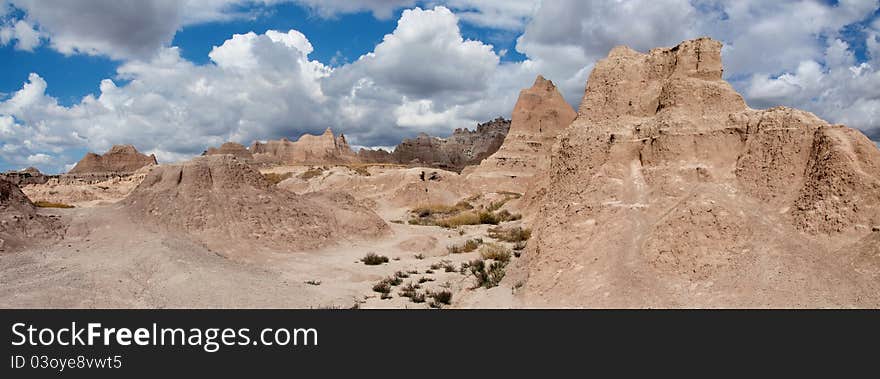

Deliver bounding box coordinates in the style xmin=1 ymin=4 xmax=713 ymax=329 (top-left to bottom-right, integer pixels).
xmin=0 ymin=184 xmax=526 ymax=308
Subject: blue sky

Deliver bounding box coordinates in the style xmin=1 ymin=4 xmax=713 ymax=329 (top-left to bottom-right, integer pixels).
xmin=1 ymin=0 xmax=878 ymax=173
xmin=1 ymin=2 xmax=527 ymax=108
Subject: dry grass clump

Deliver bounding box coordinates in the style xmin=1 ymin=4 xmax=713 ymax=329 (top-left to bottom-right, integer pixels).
xmin=437 ymin=212 xmax=481 ymax=228
xmin=428 ymin=290 xmax=452 ymax=308
xmin=263 ymin=172 xmax=293 ymax=185
xmin=479 ymin=243 xmax=511 ymax=263
xmin=361 ymin=253 xmax=389 ymax=265
xmin=350 ymin=165 xmax=371 ymax=176
xmin=467 ymin=259 xmax=507 ymax=289
xmin=408 ymin=195 xmax=522 ymax=228
xmin=33 ymin=201 xmax=75 ymax=209
xmin=488 ymin=226 xmax=532 ymax=243
xmin=298 ymin=167 xmax=325 ymax=180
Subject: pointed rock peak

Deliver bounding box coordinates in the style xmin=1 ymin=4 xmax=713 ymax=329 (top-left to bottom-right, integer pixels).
xmin=322 ymin=127 xmax=335 ymax=137
xmin=532 ymin=75 xmax=556 ymax=91
xmin=108 ymin=144 xmax=139 ymax=154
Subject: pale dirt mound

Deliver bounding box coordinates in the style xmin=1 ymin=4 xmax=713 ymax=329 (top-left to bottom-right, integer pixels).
xmin=277 ymin=166 xmax=471 ymax=217
xmin=0 ymin=179 xmax=65 ymax=253
xmin=466 ymin=76 xmax=577 ymax=193
xmin=69 ymin=145 xmax=158 ymax=175
xmin=122 ymin=156 xmax=388 ymax=255
xmin=515 ymin=37 xmax=880 ymax=308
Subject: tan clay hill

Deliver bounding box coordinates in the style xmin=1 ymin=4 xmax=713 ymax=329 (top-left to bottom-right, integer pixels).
xmin=466 ymin=76 xmax=576 ymax=192
xmin=514 ymin=37 xmax=880 ymax=308
xmin=121 ymin=155 xmax=388 ymax=256
xmin=0 ymin=179 xmax=65 ymax=253
xmin=250 ymin=128 xmax=357 ymax=164
xmin=68 ymin=144 xmax=158 ymax=175
xmin=204 ymin=142 xmax=254 ymax=160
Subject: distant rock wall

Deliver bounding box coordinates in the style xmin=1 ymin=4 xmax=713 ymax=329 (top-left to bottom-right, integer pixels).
xmin=385 ymin=118 xmax=510 ymax=172
xmin=251 ymin=128 xmax=358 ymax=165
xmin=68 ymin=145 xmax=157 ymax=175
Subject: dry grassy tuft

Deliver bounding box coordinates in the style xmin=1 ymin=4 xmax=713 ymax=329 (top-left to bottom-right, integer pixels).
xmin=33 ymin=201 xmax=75 ymax=209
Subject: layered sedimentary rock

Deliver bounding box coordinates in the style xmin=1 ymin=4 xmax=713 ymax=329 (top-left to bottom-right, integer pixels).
xmin=0 ymin=179 xmax=64 ymax=252
xmin=122 ymin=155 xmax=388 ymax=255
xmin=389 ymin=117 xmax=510 ymax=172
xmin=519 ymin=38 xmax=880 ymax=308
xmin=68 ymin=145 xmax=158 ymax=175
xmin=251 ymin=128 xmax=357 ymax=164
xmin=357 ymin=148 xmax=395 ymax=164
xmin=466 ymin=76 xmax=576 ymax=192
xmin=0 ymin=167 xmax=48 ymax=186
xmin=204 ymin=142 xmax=254 ymax=160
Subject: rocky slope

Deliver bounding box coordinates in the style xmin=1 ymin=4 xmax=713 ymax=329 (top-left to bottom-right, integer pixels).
xmin=121 ymin=155 xmax=388 ymax=256
xmin=0 ymin=179 xmax=65 ymax=252
xmin=466 ymin=76 xmax=576 ymax=192
xmin=517 ymin=38 xmax=880 ymax=308
xmin=68 ymin=145 xmax=158 ymax=175
xmin=251 ymin=128 xmax=357 ymax=165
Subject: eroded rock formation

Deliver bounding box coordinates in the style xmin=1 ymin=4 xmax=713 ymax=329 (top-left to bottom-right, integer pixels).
xmin=68 ymin=145 xmax=158 ymax=175
xmin=0 ymin=179 xmax=65 ymax=252
xmin=251 ymin=128 xmax=358 ymax=165
xmin=122 ymin=155 xmax=388 ymax=255
xmin=519 ymin=38 xmax=880 ymax=308
xmin=204 ymin=142 xmax=254 ymax=160
xmin=466 ymin=76 xmax=576 ymax=192
xmin=388 ymin=118 xmax=510 ymax=172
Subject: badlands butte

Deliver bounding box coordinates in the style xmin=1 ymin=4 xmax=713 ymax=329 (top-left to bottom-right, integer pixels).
xmin=2 ymin=38 xmax=879 ymax=308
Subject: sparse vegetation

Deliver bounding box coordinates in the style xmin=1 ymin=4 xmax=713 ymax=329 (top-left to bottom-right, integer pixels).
xmin=411 ymin=292 xmax=426 ymax=303
xmin=414 ymin=253 xmax=425 ymax=260
xmin=372 ymin=281 xmax=392 ymax=294
xmin=479 ymin=243 xmax=511 ymax=263
xmin=399 ymin=282 xmax=419 ymax=298
xmin=488 ymin=226 xmax=532 ymax=243
xmin=395 ymin=271 xmax=409 ymax=279
xmin=350 ymin=165 xmax=371 ymax=176
xmin=448 ymin=238 xmax=483 ymax=254
xmin=468 ymin=259 xmax=507 ymax=289
xmin=33 ymin=201 xmax=75 ymax=209
xmin=298 ymin=167 xmax=325 ymax=180
xmin=362 ymin=253 xmax=389 ymax=265
xmin=429 ymin=290 xmax=452 ymax=306
xmin=418 ymin=277 xmax=434 ymax=284
xmin=263 ymin=172 xmax=293 ymax=185
xmin=305 ymin=280 xmax=322 ymax=286
xmin=437 ymin=212 xmax=482 ymax=228
xmin=407 ymin=195 xmax=522 ymax=228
